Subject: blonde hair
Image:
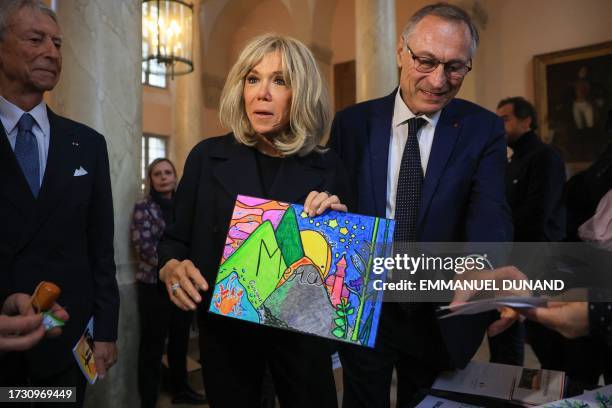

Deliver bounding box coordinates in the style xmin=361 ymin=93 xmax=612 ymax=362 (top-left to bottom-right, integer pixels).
xmin=219 ymin=34 xmax=331 ymax=156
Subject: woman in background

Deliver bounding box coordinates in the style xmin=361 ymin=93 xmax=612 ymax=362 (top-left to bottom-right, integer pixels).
xmin=131 ymin=158 xmax=206 ymax=407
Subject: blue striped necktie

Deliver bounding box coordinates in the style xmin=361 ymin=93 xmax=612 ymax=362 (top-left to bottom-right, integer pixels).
xmin=393 ymin=117 xmax=427 ymax=242
xmin=14 ymin=113 xmax=40 ymax=197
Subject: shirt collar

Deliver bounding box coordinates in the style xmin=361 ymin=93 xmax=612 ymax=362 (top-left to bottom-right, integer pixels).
xmin=0 ymin=95 xmax=50 ymax=138
xmin=392 ymin=88 xmax=441 ymax=129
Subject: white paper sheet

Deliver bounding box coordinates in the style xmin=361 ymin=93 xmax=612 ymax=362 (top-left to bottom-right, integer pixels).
xmin=438 ymin=296 xmax=548 ymax=319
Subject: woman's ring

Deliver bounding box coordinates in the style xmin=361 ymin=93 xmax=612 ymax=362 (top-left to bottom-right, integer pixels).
xmin=171 ymin=282 xmax=181 ymax=295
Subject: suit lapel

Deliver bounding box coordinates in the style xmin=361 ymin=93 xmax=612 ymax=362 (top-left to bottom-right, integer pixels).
xmin=418 ymin=101 xmax=461 ymax=229
xmin=17 ymin=109 xmax=77 ymax=251
xmin=0 ymin=124 xmax=35 ymax=216
xmin=39 ymin=109 xmax=77 ymax=201
xmin=369 ymin=92 xmax=395 ymax=216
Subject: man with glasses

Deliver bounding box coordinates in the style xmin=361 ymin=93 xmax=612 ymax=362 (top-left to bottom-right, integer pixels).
xmin=329 ymin=3 xmax=512 ymax=407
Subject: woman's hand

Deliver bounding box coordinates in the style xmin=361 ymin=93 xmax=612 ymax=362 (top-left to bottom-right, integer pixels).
xmin=521 ymin=301 xmax=589 ymax=339
xmin=304 ymin=191 xmax=348 ymax=217
xmin=159 ymin=259 xmax=209 ymax=311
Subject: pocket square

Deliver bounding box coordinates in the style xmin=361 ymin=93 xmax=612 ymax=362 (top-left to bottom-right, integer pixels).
xmin=74 ymin=166 xmax=88 ymax=177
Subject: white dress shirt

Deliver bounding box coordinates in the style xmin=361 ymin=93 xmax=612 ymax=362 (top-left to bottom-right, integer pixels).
xmin=0 ymin=95 xmax=50 ymax=186
xmin=386 ymin=89 xmax=441 ymax=219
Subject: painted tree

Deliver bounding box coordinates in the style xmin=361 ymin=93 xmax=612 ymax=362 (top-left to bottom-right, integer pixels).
xmin=331 ymin=298 xmax=354 ymax=339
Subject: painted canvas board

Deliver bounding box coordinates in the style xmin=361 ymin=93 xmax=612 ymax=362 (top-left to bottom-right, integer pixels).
xmin=208 ymin=195 xmax=394 ymax=348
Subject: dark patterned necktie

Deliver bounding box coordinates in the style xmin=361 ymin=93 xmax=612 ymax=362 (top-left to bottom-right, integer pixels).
xmin=14 ymin=113 xmax=40 ymax=197
xmin=393 ymin=117 xmax=427 ymax=243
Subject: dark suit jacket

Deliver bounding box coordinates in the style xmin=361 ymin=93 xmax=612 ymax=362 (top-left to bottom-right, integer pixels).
xmin=506 ymin=131 xmax=566 ymax=241
xmin=0 ymin=108 xmax=119 ymax=380
xmin=158 ymin=133 xmax=352 ymax=310
xmin=330 ymin=91 xmax=513 ymax=367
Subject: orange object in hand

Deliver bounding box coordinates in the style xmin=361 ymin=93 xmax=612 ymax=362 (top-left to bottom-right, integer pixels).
xmin=31 ymin=281 xmax=61 ymax=313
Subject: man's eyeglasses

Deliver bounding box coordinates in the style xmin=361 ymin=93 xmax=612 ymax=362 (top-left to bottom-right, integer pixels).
xmin=406 ymin=45 xmax=472 ymax=79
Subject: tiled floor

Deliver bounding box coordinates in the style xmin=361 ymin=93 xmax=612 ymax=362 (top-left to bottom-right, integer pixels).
xmin=157 ymin=335 xmax=540 ymax=408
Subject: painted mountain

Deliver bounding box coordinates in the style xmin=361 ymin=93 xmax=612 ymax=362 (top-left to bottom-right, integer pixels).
xmin=208 ymin=195 xmax=394 ymax=348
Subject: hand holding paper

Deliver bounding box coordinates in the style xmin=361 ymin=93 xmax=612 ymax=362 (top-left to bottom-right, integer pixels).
xmin=304 ymin=190 xmax=348 ymax=216
xmin=449 ymin=266 xmax=531 ymax=306
xmin=93 ymin=341 xmax=118 ymax=379
xmin=446 ymin=266 xmax=535 ymax=336
xmin=521 ymin=301 xmax=589 ymax=339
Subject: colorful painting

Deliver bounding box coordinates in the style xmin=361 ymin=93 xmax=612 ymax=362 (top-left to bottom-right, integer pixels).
xmin=208 ymin=195 xmax=394 ymax=348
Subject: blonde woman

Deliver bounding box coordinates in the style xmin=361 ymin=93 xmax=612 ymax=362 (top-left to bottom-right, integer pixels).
xmin=158 ymin=34 xmax=350 ymax=407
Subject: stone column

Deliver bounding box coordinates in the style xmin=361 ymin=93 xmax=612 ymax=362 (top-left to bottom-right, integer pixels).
xmin=48 ymin=1 xmax=141 ymax=406
xmin=355 ymin=0 xmax=398 ymax=102
xmin=172 ymin=1 xmax=203 ymax=177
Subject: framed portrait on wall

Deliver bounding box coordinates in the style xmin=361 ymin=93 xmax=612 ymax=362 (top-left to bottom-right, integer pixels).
xmin=533 ymin=41 xmax=612 ymax=173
